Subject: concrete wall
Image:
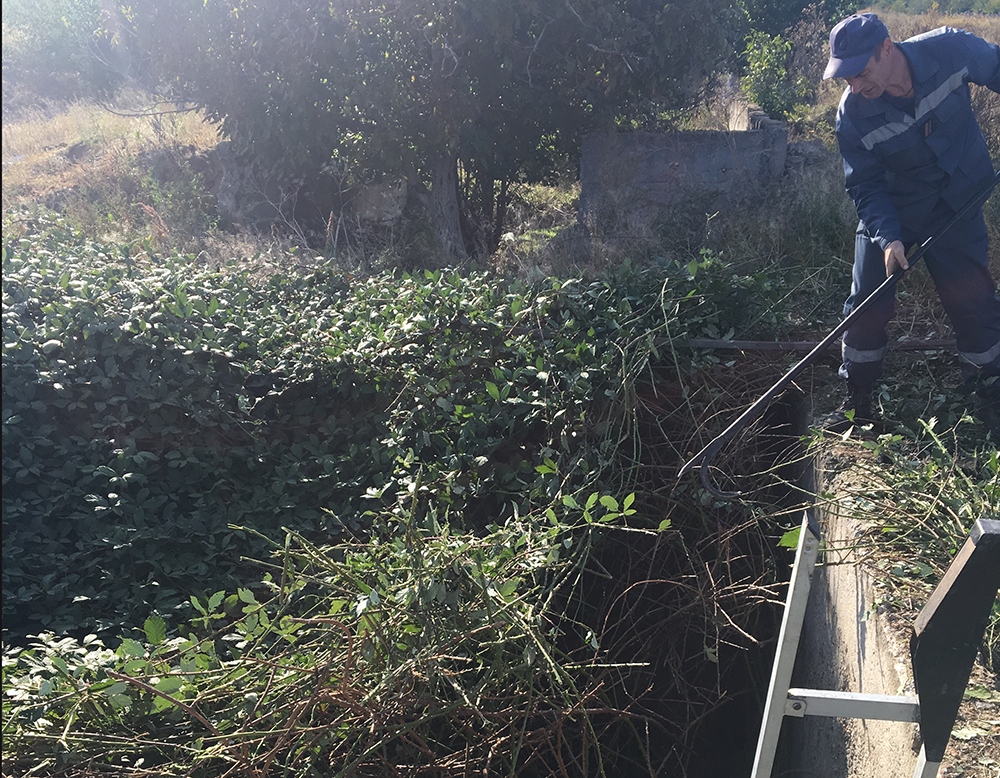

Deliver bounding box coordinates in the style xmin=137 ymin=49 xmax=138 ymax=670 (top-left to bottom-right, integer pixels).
xmin=779 ymin=493 xmax=921 ymax=777
xmin=579 ymin=119 xmax=788 ymax=240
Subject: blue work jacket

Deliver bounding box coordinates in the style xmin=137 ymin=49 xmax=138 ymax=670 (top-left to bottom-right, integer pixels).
xmin=835 ymin=27 xmax=1000 ymax=251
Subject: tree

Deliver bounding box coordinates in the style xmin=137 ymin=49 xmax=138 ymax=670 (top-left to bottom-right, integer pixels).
xmin=741 ymin=31 xmax=810 ymax=120
xmin=2 ymin=0 xmax=121 ymax=112
xmin=125 ymin=0 xmax=739 ymax=260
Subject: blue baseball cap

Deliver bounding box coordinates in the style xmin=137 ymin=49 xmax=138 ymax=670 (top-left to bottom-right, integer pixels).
xmin=823 ymin=13 xmax=889 ymax=80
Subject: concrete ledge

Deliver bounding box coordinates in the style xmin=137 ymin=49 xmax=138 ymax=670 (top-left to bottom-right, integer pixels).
xmin=782 ymin=486 xmax=921 ymax=777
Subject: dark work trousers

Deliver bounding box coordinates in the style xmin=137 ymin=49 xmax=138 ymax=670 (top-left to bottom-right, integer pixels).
xmin=840 ymin=207 xmax=1000 ymax=390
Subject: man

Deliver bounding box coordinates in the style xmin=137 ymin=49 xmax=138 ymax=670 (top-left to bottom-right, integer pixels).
xmin=823 ymin=12 xmax=1000 ymax=433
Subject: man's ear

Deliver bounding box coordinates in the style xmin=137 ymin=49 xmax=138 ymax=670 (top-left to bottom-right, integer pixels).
xmin=881 ymin=36 xmax=894 ymax=56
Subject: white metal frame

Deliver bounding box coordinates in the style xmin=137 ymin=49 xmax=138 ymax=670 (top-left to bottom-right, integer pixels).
xmin=750 ymin=509 xmax=940 ymax=778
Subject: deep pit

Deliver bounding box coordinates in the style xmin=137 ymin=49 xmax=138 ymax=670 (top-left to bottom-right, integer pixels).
xmin=570 ymin=372 xmax=817 ymax=776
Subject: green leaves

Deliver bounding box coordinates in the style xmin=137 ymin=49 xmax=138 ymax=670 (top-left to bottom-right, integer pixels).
xmin=0 ymin=511 xmax=600 ymax=775
xmin=117 ymin=638 xmax=146 ymax=659
xmin=3 ymin=226 xmax=687 ymax=644
xmin=144 ymin=615 xmax=167 ymax=646
xmin=562 ymin=491 xmax=637 ymax=524
xmin=7 ymin=219 xmax=786 ymax=776
xmin=740 ymin=31 xmax=811 ymax=121
xmin=778 ymin=526 xmax=800 ymax=549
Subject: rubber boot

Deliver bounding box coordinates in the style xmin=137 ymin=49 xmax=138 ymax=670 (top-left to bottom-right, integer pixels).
xmin=972 ymin=375 xmax=1000 ymax=437
xmin=819 ymin=382 xmax=877 ymax=434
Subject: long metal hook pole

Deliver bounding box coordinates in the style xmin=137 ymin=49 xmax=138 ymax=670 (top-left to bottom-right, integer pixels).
xmin=679 ymin=170 xmax=1000 ymax=499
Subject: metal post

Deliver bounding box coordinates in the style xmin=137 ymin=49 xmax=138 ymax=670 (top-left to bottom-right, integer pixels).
xmin=751 ymin=515 xmax=998 ymax=778
xmin=912 ymin=745 xmax=941 ymax=778
xmin=751 ymin=509 xmax=821 ymax=778
xmin=783 ymin=689 xmax=918 ymax=721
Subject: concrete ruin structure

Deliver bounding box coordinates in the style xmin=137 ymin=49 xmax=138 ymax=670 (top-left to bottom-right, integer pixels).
xmin=579 ymin=113 xmax=791 ymax=240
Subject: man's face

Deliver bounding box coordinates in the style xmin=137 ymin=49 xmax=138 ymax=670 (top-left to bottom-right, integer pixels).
xmin=844 ymin=42 xmax=891 ymax=99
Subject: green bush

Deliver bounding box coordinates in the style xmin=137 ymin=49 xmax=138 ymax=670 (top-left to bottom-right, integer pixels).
xmin=3 ymin=214 xmax=818 ymax=775
xmin=741 ymin=31 xmax=811 ymax=120
xmin=3 ymin=217 xmax=764 ymax=635
xmin=5 ymin=204 xmax=997 ymax=777
xmin=4 ymin=216 xmax=799 ymax=642
xmin=0 ymin=511 xmax=634 ymax=776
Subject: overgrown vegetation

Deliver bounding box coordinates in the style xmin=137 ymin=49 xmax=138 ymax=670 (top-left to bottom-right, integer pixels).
xmin=811 ymin=363 xmax=1000 ymax=668
xmin=855 ymin=419 xmax=1000 ymax=672
xmin=5 ymin=212 xmax=997 ymax=776
xmin=741 ymin=31 xmax=812 ymax=120
xmin=3 ymin=214 xmax=827 ymax=774
xmin=3 ymin=4 xmax=999 ymax=776
xmin=1 ymin=515 xmax=666 ymax=777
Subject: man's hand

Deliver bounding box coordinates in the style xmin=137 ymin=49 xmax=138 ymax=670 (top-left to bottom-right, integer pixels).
xmin=884 ymin=240 xmax=909 ymax=277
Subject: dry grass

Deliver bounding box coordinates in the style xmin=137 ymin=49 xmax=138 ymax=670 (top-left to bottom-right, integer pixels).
xmin=2 ymin=99 xmax=245 ymax=262
xmin=2 ymin=98 xmax=394 ymax=271
xmin=2 ymin=101 xmax=218 ymax=208
xmin=875 ymin=8 xmax=1000 ymax=42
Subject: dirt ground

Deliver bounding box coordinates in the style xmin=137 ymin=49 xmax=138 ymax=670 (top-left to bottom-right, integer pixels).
xmin=884 ymin=613 xmax=1000 ymax=777
xmin=940 ymin=668 xmax=1000 ymax=777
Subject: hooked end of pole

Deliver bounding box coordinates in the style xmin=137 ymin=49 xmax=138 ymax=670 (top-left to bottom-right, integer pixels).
xmin=699 ymin=463 xmax=741 ymax=501
xmin=677 ymin=454 xmax=741 ymax=501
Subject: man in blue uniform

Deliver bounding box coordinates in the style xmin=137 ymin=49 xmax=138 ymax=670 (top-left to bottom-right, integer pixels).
xmin=823 ymin=12 xmax=1000 ymax=433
